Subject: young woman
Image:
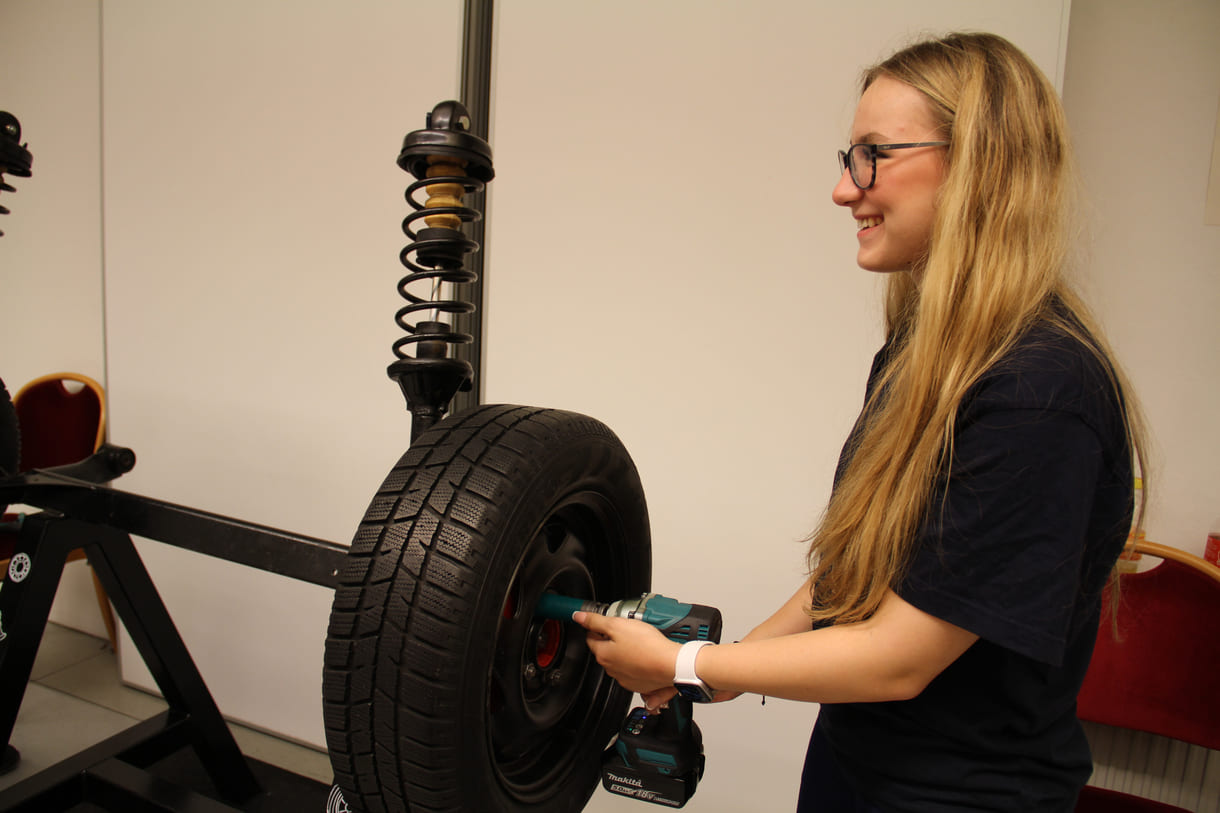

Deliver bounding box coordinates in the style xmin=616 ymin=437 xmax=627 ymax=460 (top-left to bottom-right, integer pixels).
xmin=576 ymin=32 xmax=1147 ymax=812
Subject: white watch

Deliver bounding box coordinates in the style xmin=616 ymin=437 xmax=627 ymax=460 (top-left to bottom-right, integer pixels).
xmin=673 ymin=640 xmax=716 ymax=703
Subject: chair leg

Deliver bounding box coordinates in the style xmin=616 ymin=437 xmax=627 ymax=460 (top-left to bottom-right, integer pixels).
xmin=90 ymin=567 xmax=118 ymax=651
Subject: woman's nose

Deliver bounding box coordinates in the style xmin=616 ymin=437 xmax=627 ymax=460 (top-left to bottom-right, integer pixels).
xmin=832 ymin=168 xmax=862 ymax=206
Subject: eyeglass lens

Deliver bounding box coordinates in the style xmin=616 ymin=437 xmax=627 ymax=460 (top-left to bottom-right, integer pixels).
xmin=847 ymin=144 xmax=873 ymax=189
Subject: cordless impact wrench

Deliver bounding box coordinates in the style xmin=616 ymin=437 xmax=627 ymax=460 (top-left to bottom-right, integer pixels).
xmin=536 ymin=593 xmax=723 ymax=808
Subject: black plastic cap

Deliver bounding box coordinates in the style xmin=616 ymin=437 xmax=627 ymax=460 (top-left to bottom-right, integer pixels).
xmin=0 ymin=112 xmax=33 ymax=178
xmin=398 ymin=101 xmax=493 ymax=183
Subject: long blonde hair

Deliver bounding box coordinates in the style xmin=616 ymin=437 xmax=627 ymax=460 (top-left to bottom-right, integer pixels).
xmin=806 ymin=33 xmax=1147 ymax=624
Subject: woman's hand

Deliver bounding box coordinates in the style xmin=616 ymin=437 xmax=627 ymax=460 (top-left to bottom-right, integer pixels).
xmin=574 ymin=611 xmax=682 ymax=698
xmin=575 ymin=611 xmax=743 ymax=710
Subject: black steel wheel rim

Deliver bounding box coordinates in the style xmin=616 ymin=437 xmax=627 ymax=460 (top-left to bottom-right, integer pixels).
xmin=488 ymin=492 xmax=628 ymax=801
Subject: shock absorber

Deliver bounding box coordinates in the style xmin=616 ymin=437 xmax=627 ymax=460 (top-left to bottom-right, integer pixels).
xmin=390 ymin=100 xmax=494 ymax=439
xmin=0 ymin=112 xmax=33 ymax=237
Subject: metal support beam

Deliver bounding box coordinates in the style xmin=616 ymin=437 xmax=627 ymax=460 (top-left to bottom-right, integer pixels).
xmin=451 ymin=0 xmax=495 ymax=415
xmin=7 ymin=470 xmax=348 ymax=588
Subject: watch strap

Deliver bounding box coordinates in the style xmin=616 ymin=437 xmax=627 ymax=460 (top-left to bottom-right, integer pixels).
xmin=674 ymin=639 xmax=715 ymax=685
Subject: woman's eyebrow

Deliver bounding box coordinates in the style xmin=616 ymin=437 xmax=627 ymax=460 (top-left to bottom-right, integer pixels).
xmin=850 ymin=132 xmax=887 ymax=145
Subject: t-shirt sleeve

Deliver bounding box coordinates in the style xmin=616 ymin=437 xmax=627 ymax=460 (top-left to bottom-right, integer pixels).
xmin=900 ymin=401 xmax=1105 ymax=666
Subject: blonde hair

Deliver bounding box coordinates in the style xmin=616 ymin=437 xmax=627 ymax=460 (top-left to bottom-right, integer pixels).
xmin=806 ymin=33 xmax=1147 ymax=624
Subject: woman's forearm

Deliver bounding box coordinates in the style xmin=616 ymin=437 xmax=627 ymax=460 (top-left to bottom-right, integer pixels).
xmin=695 ymin=589 xmax=978 ymax=705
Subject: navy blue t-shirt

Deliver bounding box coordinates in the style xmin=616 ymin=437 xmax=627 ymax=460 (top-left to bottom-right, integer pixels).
xmin=812 ymin=317 xmax=1133 ymax=812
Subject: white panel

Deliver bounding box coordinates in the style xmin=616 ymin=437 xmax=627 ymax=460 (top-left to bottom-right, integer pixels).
xmin=102 ymin=0 xmax=463 ymax=748
xmin=1062 ymin=0 xmax=1220 ymax=559
xmin=0 ymin=0 xmax=104 ymax=388
xmin=487 ymin=2 xmax=1069 ymax=809
xmin=0 ymin=0 xmax=109 ymax=638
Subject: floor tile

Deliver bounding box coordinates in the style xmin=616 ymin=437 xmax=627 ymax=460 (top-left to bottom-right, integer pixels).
xmin=0 ymin=682 xmax=140 ymax=792
xmin=229 ymin=723 xmax=334 ymax=785
xmin=37 ymin=647 xmax=168 ymax=720
xmin=1 ymin=623 xmax=334 ymax=801
xmin=28 ymin=623 xmax=109 ymax=682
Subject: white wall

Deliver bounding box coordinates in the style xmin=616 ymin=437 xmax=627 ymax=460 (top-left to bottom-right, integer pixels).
xmin=97 ymin=0 xmax=463 ymax=748
xmin=0 ymin=0 xmax=103 ymax=386
xmin=1062 ymin=0 xmax=1220 ymax=556
xmin=6 ymin=0 xmax=1216 ymax=810
xmin=0 ymin=0 xmax=108 ymax=638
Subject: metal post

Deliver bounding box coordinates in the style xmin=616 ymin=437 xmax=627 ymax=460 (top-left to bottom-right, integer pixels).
xmin=451 ymin=0 xmax=495 ymax=415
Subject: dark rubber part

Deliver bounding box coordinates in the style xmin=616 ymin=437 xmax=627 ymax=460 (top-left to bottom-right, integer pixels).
xmin=323 ymin=404 xmax=650 ymax=813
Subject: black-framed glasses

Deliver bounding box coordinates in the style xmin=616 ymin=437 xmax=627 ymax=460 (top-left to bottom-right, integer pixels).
xmin=837 ymin=141 xmax=949 ymax=190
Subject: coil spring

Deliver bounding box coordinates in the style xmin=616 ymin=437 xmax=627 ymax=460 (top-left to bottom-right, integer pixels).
xmin=392 ymin=157 xmax=486 ymax=360
xmin=388 ymin=101 xmax=493 ymax=438
xmin=0 ymin=112 xmax=33 ymax=239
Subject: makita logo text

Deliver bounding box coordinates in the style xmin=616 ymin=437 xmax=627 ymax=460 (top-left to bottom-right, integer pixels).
xmin=605 ymin=772 xmax=643 ymax=788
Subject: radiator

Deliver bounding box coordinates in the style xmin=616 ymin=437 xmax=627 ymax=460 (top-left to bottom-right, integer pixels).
xmin=1084 ymin=721 xmax=1219 ymax=812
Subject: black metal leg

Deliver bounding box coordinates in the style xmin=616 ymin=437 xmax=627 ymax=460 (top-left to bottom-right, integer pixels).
xmin=79 ymin=519 xmax=260 ymax=802
xmin=0 ymin=712 xmax=237 ymax=812
xmin=0 ymin=466 xmax=342 ymax=809
xmin=0 ymin=514 xmax=71 ymax=754
xmin=0 ymin=514 xmax=260 ymax=807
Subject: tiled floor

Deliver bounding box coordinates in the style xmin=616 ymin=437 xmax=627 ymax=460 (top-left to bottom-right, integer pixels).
xmin=0 ymin=623 xmax=333 ymax=795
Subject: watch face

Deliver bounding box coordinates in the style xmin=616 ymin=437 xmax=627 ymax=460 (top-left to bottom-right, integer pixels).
xmin=675 ymin=682 xmax=714 ymax=703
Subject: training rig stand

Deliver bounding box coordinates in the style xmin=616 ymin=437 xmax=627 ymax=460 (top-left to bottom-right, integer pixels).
xmin=0 ymin=446 xmax=348 ymax=811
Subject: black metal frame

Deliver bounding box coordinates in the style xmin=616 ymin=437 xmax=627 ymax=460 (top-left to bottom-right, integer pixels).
xmin=0 ymin=452 xmax=347 ymax=811
xmin=836 ymin=141 xmax=951 ymax=190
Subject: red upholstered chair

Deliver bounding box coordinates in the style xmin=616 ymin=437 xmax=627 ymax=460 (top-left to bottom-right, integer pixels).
xmin=1075 ymin=540 xmax=1220 ymax=812
xmin=0 ymin=373 xmax=117 ymax=649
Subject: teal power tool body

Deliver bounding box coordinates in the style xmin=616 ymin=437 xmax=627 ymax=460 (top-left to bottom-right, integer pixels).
xmin=536 ymin=593 xmax=723 ymax=808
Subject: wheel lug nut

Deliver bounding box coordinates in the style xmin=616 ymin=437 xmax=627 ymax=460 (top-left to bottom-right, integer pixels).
xmin=523 ymin=664 xmax=538 ymax=680
xmin=547 ymin=670 xmax=563 ymax=686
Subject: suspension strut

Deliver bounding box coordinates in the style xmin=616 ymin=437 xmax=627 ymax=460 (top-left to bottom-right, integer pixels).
xmin=0 ymin=112 xmax=33 ymax=237
xmin=390 ymin=100 xmax=494 ymax=440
